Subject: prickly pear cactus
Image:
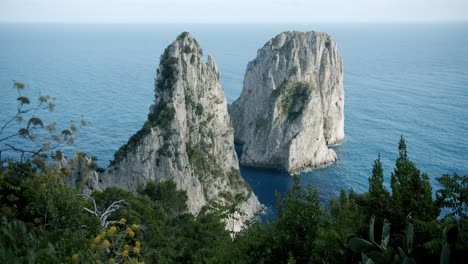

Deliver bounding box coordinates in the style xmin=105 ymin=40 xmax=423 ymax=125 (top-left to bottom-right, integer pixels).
xmin=347 ymin=215 xmax=417 ymax=264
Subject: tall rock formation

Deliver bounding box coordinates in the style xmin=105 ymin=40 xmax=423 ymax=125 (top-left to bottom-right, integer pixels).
xmin=97 ymin=32 xmax=262 ymax=228
xmin=229 ymin=31 xmax=345 ymax=173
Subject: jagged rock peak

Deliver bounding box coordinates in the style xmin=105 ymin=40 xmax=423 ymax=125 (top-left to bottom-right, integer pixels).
xmin=96 ymin=32 xmax=262 ymax=229
xmin=229 ymin=31 xmax=345 ymax=173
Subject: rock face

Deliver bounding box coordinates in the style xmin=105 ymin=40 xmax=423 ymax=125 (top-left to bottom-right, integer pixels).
xmin=97 ymin=32 xmax=262 ymax=226
xmin=229 ymin=31 xmax=345 ymax=173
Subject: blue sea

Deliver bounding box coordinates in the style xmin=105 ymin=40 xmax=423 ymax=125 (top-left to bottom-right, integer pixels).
xmin=1 ymin=23 xmax=467 ymax=215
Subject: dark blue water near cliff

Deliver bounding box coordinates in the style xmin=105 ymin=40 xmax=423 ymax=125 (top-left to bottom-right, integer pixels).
xmin=1 ymin=23 xmax=467 ymax=215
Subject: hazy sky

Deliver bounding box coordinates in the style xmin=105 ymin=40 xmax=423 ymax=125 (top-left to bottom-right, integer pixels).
xmin=1 ymin=0 xmax=467 ymax=23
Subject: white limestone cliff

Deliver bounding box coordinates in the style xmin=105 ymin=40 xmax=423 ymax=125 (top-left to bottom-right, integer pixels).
xmin=229 ymin=31 xmax=345 ymax=173
xmin=94 ymin=32 xmax=262 ymax=228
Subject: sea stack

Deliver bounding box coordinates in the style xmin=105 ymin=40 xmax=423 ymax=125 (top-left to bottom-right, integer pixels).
xmin=229 ymin=31 xmax=345 ymax=173
xmin=99 ymin=32 xmax=262 ymax=227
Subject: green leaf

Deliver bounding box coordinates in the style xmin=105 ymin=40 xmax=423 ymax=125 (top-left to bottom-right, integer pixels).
xmin=28 ymin=117 xmax=44 ymax=127
xmin=17 ymin=96 xmax=30 ymax=104
xmin=31 ymin=157 xmax=46 ymax=169
xmin=406 ymin=223 xmax=414 ymax=254
xmin=349 ymin=238 xmax=375 ymax=253
xmin=47 ymin=123 xmax=56 ymax=133
xmin=51 ymin=134 xmax=61 ymax=142
xmin=48 ymin=102 xmax=55 ymax=111
xmin=39 ymin=96 xmax=48 ymax=103
xmin=398 ymin=247 xmax=406 ymax=258
xmin=402 ymin=256 xmax=416 ymax=264
xmin=369 ymin=216 xmax=375 ymax=243
xmin=14 ymin=81 xmax=25 ymax=90
xmin=61 ymin=129 xmax=72 ymax=136
xmin=18 ymin=128 xmax=28 ymax=137
xmin=368 ymin=251 xmax=390 ymax=264
xmin=53 ymin=150 xmax=63 ymax=160
xmin=440 ymin=244 xmax=450 ymax=264
xmin=381 ymin=222 xmax=390 ymax=249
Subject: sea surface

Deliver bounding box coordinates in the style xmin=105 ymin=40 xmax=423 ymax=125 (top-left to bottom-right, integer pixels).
xmin=1 ymin=23 xmax=467 ymax=215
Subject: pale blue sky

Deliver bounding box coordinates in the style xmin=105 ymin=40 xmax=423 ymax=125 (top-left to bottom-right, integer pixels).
xmin=1 ymin=0 xmax=467 ymax=23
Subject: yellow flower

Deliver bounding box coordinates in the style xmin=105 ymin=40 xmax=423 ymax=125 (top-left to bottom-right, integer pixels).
xmin=131 ymin=224 xmax=138 ymax=230
xmin=100 ymin=231 xmax=106 ymax=237
xmin=119 ymin=218 xmax=127 ymax=224
xmin=93 ymin=235 xmax=102 ymax=244
xmin=124 ymin=244 xmax=130 ymax=250
xmin=135 ymin=241 xmax=141 ymax=247
xmin=108 ymin=258 xmax=115 ymax=263
xmin=125 ymin=227 xmax=135 ymax=238
xmin=7 ymin=194 xmax=19 ymax=202
xmin=100 ymin=239 xmax=110 ymax=249
xmin=122 ymin=249 xmax=129 ymax=257
xmin=71 ymin=253 xmax=78 ymax=262
xmin=133 ymin=246 xmax=140 ymax=254
xmin=108 ymin=226 xmax=117 ymax=236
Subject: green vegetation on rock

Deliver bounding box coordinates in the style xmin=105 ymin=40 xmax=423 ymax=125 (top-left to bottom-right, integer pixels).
xmin=112 ymin=103 xmax=175 ymax=163
xmin=183 ymin=45 xmax=192 ymax=54
xmin=255 ymin=116 xmax=269 ymax=137
xmin=176 ymin=31 xmax=190 ymax=41
xmin=190 ymin=54 xmax=196 ymax=64
xmin=156 ymin=47 xmax=178 ymax=91
xmin=186 ymin=141 xmax=222 ymax=181
xmin=112 ymin=47 xmax=179 ymax=164
xmin=276 ymin=81 xmax=316 ymax=120
xmin=195 ymin=103 xmax=204 ymax=116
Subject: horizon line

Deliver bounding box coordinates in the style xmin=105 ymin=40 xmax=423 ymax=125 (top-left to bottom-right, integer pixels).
xmin=0 ymin=20 xmax=467 ymax=25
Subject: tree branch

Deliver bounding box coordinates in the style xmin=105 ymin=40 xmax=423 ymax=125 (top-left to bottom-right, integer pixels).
xmin=78 ymin=193 xmax=99 ymax=215
xmin=83 ymin=207 xmax=97 ymax=217
xmin=78 ymin=194 xmax=128 ymax=227
xmin=0 ymin=115 xmax=19 ymax=138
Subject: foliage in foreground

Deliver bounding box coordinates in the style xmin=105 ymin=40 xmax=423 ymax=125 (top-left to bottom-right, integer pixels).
xmin=1 ymin=134 xmax=467 ymax=263
xmin=0 ymin=81 xmax=89 ymax=166
xmin=213 ymin=136 xmax=467 ymax=264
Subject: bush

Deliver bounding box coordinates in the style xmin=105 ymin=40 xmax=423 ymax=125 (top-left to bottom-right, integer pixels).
xmin=278 ymin=81 xmax=315 ymax=120
xmin=183 ymin=45 xmax=192 ymax=53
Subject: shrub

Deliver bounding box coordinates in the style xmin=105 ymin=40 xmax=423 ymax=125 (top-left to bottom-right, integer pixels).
xmin=254 ymin=116 xmax=269 ymax=136
xmin=183 ymin=45 xmax=192 ymax=53
xmin=279 ymin=81 xmax=314 ymax=119
xmin=195 ymin=104 xmax=204 ymax=116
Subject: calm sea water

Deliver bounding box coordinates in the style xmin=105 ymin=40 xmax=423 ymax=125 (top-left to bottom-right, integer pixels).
xmin=1 ymin=23 xmax=467 ymax=214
